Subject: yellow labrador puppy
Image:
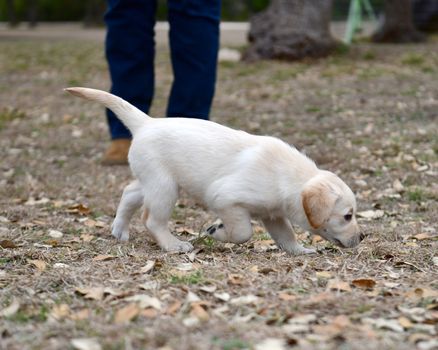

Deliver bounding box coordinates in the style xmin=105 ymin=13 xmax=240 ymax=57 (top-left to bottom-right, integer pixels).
xmin=66 ymin=88 xmax=362 ymax=254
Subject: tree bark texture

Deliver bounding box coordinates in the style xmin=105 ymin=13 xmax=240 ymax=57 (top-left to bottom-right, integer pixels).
xmin=244 ymin=0 xmax=336 ymax=61
xmin=372 ymin=0 xmax=425 ymax=43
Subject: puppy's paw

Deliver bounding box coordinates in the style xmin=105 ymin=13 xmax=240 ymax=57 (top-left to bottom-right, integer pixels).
xmin=164 ymin=240 xmax=194 ymax=253
xmin=111 ymin=221 xmax=129 ymax=241
xmin=205 ymin=221 xmax=227 ymax=242
xmin=280 ymin=243 xmax=316 ymax=255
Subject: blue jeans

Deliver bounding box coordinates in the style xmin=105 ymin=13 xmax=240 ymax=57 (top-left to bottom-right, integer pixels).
xmin=105 ymin=0 xmax=221 ymax=139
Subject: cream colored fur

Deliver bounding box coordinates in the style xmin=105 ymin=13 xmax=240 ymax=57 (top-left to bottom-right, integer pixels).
xmin=65 ymin=87 xmax=362 ymax=254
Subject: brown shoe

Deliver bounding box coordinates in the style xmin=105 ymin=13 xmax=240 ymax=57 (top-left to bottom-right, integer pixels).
xmin=101 ymin=139 xmax=131 ymax=166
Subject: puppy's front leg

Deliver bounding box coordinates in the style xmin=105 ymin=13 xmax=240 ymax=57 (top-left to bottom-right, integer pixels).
xmin=206 ymin=207 xmax=253 ymax=244
xmin=262 ymin=217 xmax=316 ymax=255
xmin=145 ymin=212 xmax=194 ymax=253
xmin=112 ymin=180 xmax=143 ymax=241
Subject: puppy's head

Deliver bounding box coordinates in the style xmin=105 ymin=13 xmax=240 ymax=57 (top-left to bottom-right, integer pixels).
xmin=301 ymin=171 xmax=362 ymax=248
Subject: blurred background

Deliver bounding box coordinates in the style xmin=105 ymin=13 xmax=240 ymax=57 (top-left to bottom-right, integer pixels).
xmin=0 ymin=0 xmax=387 ymax=26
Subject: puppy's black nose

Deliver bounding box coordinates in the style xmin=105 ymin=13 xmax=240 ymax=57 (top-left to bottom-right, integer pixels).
xmin=359 ymin=233 xmax=366 ymax=241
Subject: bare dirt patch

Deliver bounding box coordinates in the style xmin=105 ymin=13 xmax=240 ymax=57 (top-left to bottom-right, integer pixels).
xmin=0 ymin=37 xmax=437 ymax=350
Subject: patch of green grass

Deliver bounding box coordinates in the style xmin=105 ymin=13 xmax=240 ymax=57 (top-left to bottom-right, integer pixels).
xmin=305 ymin=106 xmax=322 ymax=113
xmin=257 ymin=233 xmax=271 ymax=241
xmin=212 ymin=337 xmax=250 ymax=350
xmin=219 ymin=61 xmax=239 ymax=69
xmin=373 ymin=169 xmax=383 ymax=177
xmin=0 ymin=108 xmax=26 ymax=130
xmin=235 ymin=62 xmax=270 ymax=77
xmin=357 ymin=67 xmax=387 ymax=80
xmin=362 ymin=51 xmax=376 ymax=60
xmin=171 ymin=208 xmax=185 ymax=221
xmin=0 ymin=258 xmax=12 ymax=265
xmin=269 ymin=65 xmax=306 ymax=82
xmin=401 ymin=54 xmax=425 ymax=66
xmin=170 ymin=270 xmax=204 ymax=285
xmin=8 ymin=310 xmax=32 ymax=323
xmin=421 ymin=65 xmax=435 ymax=73
xmin=406 ymin=188 xmax=426 ymax=202
xmin=201 ymin=236 xmax=216 ymax=249
xmin=402 ymin=88 xmax=417 ymax=96
xmin=65 ymin=227 xmax=83 ymax=236
xmin=8 ymin=305 xmax=48 ymax=323
xmin=333 ymin=42 xmax=350 ymax=56
xmin=356 ymin=304 xmax=373 ymax=313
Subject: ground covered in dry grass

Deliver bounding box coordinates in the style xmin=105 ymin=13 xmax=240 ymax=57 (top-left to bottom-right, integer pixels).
xmin=0 ymin=35 xmax=437 ymax=350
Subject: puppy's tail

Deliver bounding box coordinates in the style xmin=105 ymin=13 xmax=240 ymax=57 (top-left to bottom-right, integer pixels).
xmin=64 ymin=87 xmax=151 ymax=135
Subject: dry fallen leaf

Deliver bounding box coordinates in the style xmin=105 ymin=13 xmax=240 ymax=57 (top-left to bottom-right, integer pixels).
xmin=0 ymin=239 xmax=17 ymax=249
xmin=352 ymin=278 xmax=377 ymax=289
xmin=125 ymin=295 xmax=162 ymax=310
xmin=166 ymin=300 xmax=182 ymax=315
xmin=228 ymin=274 xmax=245 ymax=285
xmin=175 ymin=227 xmax=198 ymax=236
xmin=114 ymin=303 xmax=141 ymax=324
xmin=140 ymin=260 xmax=156 ymax=274
xmin=313 ymin=315 xmax=351 ymax=336
xmin=0 ymin=298 xmax=20 ymax=317
xmin=48 ymin=229 xmax=63 ymax=238
xmin=230 ymin=295 xmax=259 ymax=305
xmin=327 ymin=279 xmax=352 ymax=292
xmin=405 ymin=288 xmax=438 ymax=300
xmin=176 ymin=262 xmax=194 ymax=271
xmin=84 ymin=219 xmax=98 ymax=227
xmin=254 ymin=338 xmax=286 ymax=350
xmin=70 ymin=309 xmax=90 ymax=321
xmin=49 ymin=304 xmax=70 ymax=321
xmin=92 ymin=255 xmax=116 ymax=262
xmin=28 ymin=259 xmax=47 ymax=271
xmin=316 ymin=271 xmax=332 ymax=279
xmin=75 ymin=287 xmax=104 ymax=301
xmin=312 ymin=235 xmax=324 ymax=244
xmin=71 ymin=338 xmax=101 ymax=350
xmin=141 ymin=308 xmax=158 ymax=318
xmin=278 ymin=292 xmax=297 ymax=301
xmin=190 ymin=302 xmax=209 ymax=321
xmin=80 ymin=234 xmax=94 ymax=242
xmin=24 ymin=197 xmax=50 ymax=206
xmin=304 ymin=292 xmax=334 ymax=305
xmin=67 ymin=204 xmax=91 ymax=216
xmin=363 ymin=318 xmax=404 ymax=333
xmin=411 ymin=233 xmax=437 ymax=241
xmin=199 ymin=285 xmax=217 ymax=293
xmin=287 ymin=313 xmax=317 ymax=328
xmin=398 ymin=316 xmax=413 ymax=329
xmin=214 ymin=292 xmax=230 ymax=302
xmin=357 ymin=210 xmax=385 ymax=220
xmin=249 ymin=265 xmax=259 ymax=273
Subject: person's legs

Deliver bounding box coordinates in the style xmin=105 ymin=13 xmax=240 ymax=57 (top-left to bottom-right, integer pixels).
xmin=105 ymin=0 xmax=157 ymax=139
xmin=167 ymin=0 xmax=221 ymax=119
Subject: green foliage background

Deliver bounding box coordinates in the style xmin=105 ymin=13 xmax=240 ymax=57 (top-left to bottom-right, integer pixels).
xmin=0 ymin=0 xmax=384 ymax=23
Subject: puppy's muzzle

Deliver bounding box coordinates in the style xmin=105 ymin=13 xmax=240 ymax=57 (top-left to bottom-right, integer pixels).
xmin=335 ymin=233 xmax=366 ymax=248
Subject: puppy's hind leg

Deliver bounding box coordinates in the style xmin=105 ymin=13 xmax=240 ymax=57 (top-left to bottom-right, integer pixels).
xmin=262 ymin=217 xmax=316 ymax=255
xmin=112 ymin=180 xmax=143 ymax=241
xmin=142 ymin=178 xmax=193 ymax=253
xmin=206 ymin=207 xmax=253 ymax=244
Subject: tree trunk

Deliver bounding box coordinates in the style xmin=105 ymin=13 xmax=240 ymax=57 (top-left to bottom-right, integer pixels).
xmin=6 ymin=0 xmax=19 ymax=27
xmin=372 ymin=0 xmax=425 ymax=43
xmin=243 ymin=0 xmax=336 ymax=62
xmin=83 ymin=0 xmax=105 ymax=28
xmin=27 ymin=0 xmax=38 ymax=28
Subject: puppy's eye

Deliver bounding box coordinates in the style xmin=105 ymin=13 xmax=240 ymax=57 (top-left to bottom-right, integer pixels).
xmin=344 ymin=214 xmax=352 ymax=221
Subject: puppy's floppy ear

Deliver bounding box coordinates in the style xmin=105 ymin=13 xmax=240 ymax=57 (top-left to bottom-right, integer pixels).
xmin=302 ymin=181 xmax=338 ymax=229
